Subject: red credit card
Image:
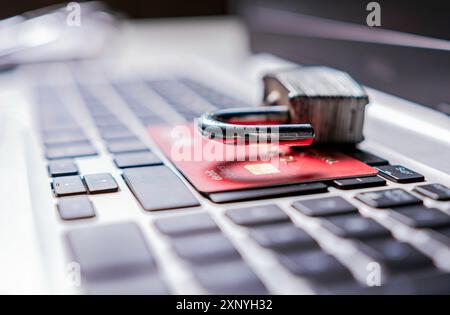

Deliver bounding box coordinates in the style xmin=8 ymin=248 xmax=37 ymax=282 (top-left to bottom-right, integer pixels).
xmin=148 ymin=124 xmax=378 ymax=193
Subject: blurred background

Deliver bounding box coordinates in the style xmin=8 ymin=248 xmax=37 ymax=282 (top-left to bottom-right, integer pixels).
xmin=2 ymin=0 xmax=449 ymax=40
xmin=0 ymin=0 xmax=229 ymax=19
xmin=1 ymin=0 xmax=449 ymax=113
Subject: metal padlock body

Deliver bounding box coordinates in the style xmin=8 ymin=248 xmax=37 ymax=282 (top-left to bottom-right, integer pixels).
xmin=263 ymin=66 xmax=369 ymax=144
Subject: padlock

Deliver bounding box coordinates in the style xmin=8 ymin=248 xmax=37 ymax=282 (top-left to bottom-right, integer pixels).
xmin=197 ymin=66 xmax=369 ymax=145
xmin=263 ymin=66 xmax=369 ymax=144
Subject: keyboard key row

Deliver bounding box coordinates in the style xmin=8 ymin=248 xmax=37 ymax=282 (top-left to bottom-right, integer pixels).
xmin=148 ymin=80 xmax=211 ymax=120
xmin=154 ymin=213 xmax=267 ymax=294
xmin=225 ymin=205 xmax=357 ymax=287
xmin=111 ymin=81 xmax=166 ymax=126
xmin=76 ymin=85 xmax=162 ymax=171
xmin=225 ymin=202 xmax=442 ymax=289
xmin=293 ymin=191 xmax=450 ymax=238
xmin=179 ymin=78 xmax=248 ymax=109
xmin=35 ymin=87 xmax=99 ymax=160
xmin=290 ymin=195 xmax=445 ymax=279
xmin=52 ymin=173 xmax=119 ymax=196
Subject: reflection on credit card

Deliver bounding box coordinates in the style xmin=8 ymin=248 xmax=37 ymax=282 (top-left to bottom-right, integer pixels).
xmin=148 ymin=124 xmax=378 ymax=194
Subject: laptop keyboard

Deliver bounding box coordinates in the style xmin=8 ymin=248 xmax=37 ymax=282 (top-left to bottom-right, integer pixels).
xmin=33 ymin=73 xmax=450 ymax=295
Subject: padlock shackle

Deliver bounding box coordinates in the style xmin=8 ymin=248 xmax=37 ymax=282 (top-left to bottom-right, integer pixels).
xmin=197 ymin=105 xmax=315 ymax=145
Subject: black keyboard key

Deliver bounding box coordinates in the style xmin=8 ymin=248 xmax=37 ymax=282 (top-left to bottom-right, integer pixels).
xmin=45 ymin=143 xmax=97 ymax=160
xmin=48 ymin=159 xmax=79 ymax=177
xmin=277 ymin=250 xmax=354 ymax=284
xmin=89 ymin=111 xmax=115 ymax=118
xmin=104 ymin=135 xmax=140 ymax=143
xmin=209 ymin=182 xmax=328 ymax=203
xmin=66 ymin=222 xmax=157 ymax=281
xmin=53 ymin=175 xmax=86 ymax=196
xmin=83 ymin=173 xmax=119 ymax=194
xmin=57 ymin=196 xmax=95 ymax=220
xmin=322 ymin=214 xmax=391 ymax=239
xmin=345 ymin=149 xmax=389 ymax=166
xmin=413 ymin=183 xmax=450 ymax=201
xmin=135 ymin=111 xmax=159 ymax=120
xmin=193 ymin=260 xmax=268 ymax=294
xmin=357 ymin=238 xmax=432 ymax=273
xmin=140 ymin=116 xmax=165 ymax=126
xmin=407 ymin=273 xmax=450 ymax=294
xmin=390 ymin=205 xmax=450 ymax=228
xmin=333 ymin=176 xmax=386 ymax=190
xmin=249 ymin=224 xmax=318 ymax=251
xmin=100 ymin=126 xmax=135 ymax=140
xmin=355 ymin=188 xmax=422 ymax=208
xmin=40 ymin=123 xmax=80 ymax=133
xmin=172 ymin=232 xmax=240 ymax=264
xmin=350 ymin=272 xmax=450 ymax=294
xmin=154 ymin=213 xmax=219 ymax=237
xmin=430 ymin=227 xmax=450 ymax=246
xmin=434 ymin=227 xmax=450 ymax=239
xmin=376 ymin=165 xmax=425 ymax=183
xmin=42 ymin=129 xmax=88 ymax=146
xmin=43 ymin=139 xmax=91 ymax=149
xmin=122 ymin=166 xmax=199 ymax=211
xmin=292 ymin=196 xmax=357 ymax=217
xmin=44 ymin=139 xmax=91 ymax=148
xmin=106 ymin=139 xmax=149 ymax=154
xmin=93 ymin=116 xmax=122 ymax=128
xmin=96 ymin=122 xmax=128 ymax=130
xmin=96 ymin=122 xmax=127 ymax=130
xmin=134 ymin=110 xmax=156 ymax=119
xmin=86 ymin=273 xmax=169 ymax=295
xmin=226 ymin=204 xmax=290 ymax=226
xmin=113 ymin=152 xmax=162 ymax=168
